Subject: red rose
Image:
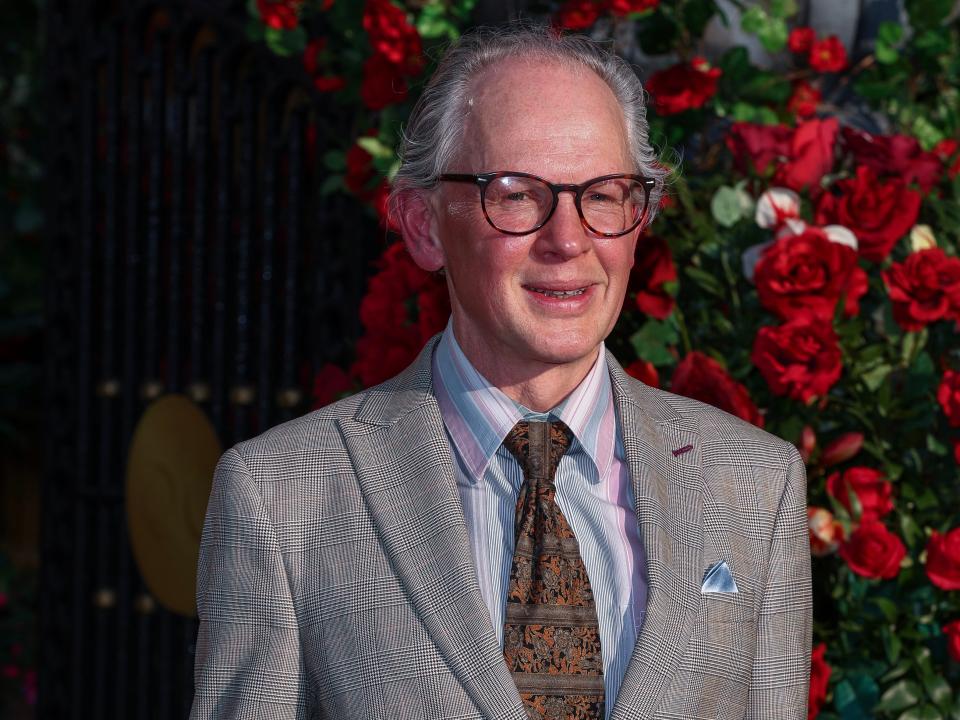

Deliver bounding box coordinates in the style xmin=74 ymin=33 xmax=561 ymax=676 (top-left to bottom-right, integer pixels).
xmin=787 ymin=81 xmax=821 ymax=118
xmin=646 ymin=57 xmax=722 ymax=115
xmin=555 ymin=0 xmax=601 ymax=29
xmin=808 ymin=507 xmax=844 ymax=556
xmin=751 ymin=315 xmax=842 ymax=403
xmin=362 ymin=0 xmax=423 ymax=76
xmin=937 ymin=369 xmax=960 ymax=428
xmin=345 ymin=141 xmax=376 ymax=198
xmin=303 ymin=38 xmax=345 ymax=93
xmin=926 ymin=528 xmax=960 ymax=590
xmin=311 ymin=363 xmax=353 ymax=408
xmin=361 ymin=54 xmax=409 ymax=110
xmin=820 ymin=431 xmax=864 ymax=467
xmin=933 ymin=138 xmax=960 ymax=179
xmin=671 ymin=351 xmax=764 ymax=427
xmin=934 ymin=138 xmax=958 ymax=161
xmin=798 ymin=425 xmax=817 ymax=464
xmin=726 ymin=123 xmax=793 ymax=176
xmin=815 ymin=165 xmax=922 ymax=262
xmin=842 ymin=127 xmax=942 ymax=193
xmin=882 ymin=249 xmax=960 ymax=331
xmin=775 ymin=117 xmax=839 ymax=192
xmin=353 ymin=243 xmax=448 ymax=387
xmin=944 ymin=620 xmax=960 ymax=662
xmin=839 ymin=522 xmax=906 ymax=579
xmin=352 ymin=327 xmax=424 ymax=387
xmin=753 ymin=226 xmax=867 ymax=323
xmin=625 ymin=360 xmax=659 ymax=387
xmin=826 ymin=467 xmax=894 ymax=523
xmin=630 ymin=236 xmax=676 ymax=319
xmin=808 ymin=642 xmax=831 ymax=719
xmin=788 ymin=26 xmax=815 ymax=54
xmin=257 ymin=0 xmax=302 ymax=30
xmin=809 ymin=35 xmax=848 ymax=73
xmin=607 ymin=0 xmax=658 ymax=15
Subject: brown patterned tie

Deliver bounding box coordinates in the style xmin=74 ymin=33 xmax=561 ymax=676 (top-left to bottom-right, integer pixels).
xmin=502 ymin=419 xmax=605 ymax=720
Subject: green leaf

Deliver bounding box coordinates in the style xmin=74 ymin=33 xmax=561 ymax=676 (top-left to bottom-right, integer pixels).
xmin=898 ymin=706 xmax=943 ymax=720
xmin=757 ymin=17 xmax=789 ymax=53
xmin=684 ymin=266 xmax=726 ymax=296
xmin=899 ymin=513 xmax=923 ymax=548
xmin=770 ymin=0 xmax=798 ymax=17
xmin=356 ymin=136 xmax=395 ymax=159
xmin=901 ymin=329 xmax=928 ymax=367
xmin=681 ymin=0 xmax=719 ymax=37
xmin=264 ymin=26 xmax=307 ymax=57
xmin=872 ymin=597 xmax=899 ymax=623
xmin=921 ymin=673 xmax=952 ymax=713
xmin=835 ymin=673 xmax=880 ymax=720
xmin=719 ymin=46 xmax=752 ymax=88
xmin=630 ymin=319 xmax=679 ymax=367
xmin=911 ymin=116 xmax=945 ymax=150
xmin=740 ymin=6 xmax=767 ymax=33
xmin=710 ymin=185 xmax=753 ymax=227
xmin=638 ymin=12 xmax=679 ymax=55
xmin=882 ymin=625 xmax=903 ymax=664
xmin=319 ymin=174 xmax=345 ymax=196
xmin=926 ymin=434 xmax=948 ymax=457
xmin=323 ymin=150 xmax=346 ymax=172
xmin=878 ymin=21 xmax=904 ymax=45
xmin=875 ymin=680 xmax=923 ymax=714
xmin=875 ymin=21 xmax=904 ymax=64
xmin=861 ymin=363 xmax=893 ymax=392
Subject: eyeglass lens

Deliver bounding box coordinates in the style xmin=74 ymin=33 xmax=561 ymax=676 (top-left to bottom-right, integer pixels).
xmin=483 ymin=175 xmax=647 ymax=235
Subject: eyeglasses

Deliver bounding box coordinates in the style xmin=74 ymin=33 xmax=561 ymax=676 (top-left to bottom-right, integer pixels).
xmin=437 ymin=171 xmax=656 ymax=237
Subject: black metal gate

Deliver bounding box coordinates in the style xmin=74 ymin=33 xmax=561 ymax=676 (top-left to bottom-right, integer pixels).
xmin=40 ymin=1 xmax=377 ymax=717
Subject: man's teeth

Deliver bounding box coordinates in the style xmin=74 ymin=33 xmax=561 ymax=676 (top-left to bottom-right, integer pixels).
xmin=530 ymin=287 xmax=587 ymax=297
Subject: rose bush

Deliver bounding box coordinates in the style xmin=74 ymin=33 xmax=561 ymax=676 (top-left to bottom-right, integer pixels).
xmin=252 ymin=1 xmax=960 ymax=715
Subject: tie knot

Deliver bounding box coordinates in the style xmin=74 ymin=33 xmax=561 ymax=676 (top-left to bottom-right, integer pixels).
xmin=503 ymin=419 xmax=574 ymax=480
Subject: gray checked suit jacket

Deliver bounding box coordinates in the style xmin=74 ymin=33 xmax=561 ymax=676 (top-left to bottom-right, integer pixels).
xmin=190 ymin=337 xmax=812 ymax=720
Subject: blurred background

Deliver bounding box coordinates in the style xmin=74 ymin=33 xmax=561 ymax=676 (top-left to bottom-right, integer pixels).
xmin=2 ymin=0 xmax=958 ymax=718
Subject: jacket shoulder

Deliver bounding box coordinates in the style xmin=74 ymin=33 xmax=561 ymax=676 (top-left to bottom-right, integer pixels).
xmin=230 ymin=384 xmax=377 ymax=462
xmin=624 ymin=375 xmax=801 ymax=468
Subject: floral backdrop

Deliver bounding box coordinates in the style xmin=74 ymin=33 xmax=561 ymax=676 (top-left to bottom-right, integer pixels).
xmin=251 ymin=0 xmax=960 ymax=716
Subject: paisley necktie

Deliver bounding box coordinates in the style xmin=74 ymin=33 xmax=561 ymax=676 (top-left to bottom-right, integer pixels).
xmin=502 ymin=419 xmax=605 ymax=720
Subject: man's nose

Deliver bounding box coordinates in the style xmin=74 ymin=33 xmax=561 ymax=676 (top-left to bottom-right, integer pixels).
xmin=535 ymin=192 xmax=590 ymax=259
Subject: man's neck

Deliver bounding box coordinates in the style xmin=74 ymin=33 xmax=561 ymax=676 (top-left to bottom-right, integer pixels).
xmin=449 ymin=328 xmax=601 ymax=413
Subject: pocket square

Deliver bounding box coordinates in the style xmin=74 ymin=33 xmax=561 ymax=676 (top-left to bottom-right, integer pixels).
xmin=701 ymin=560 xmax=738 ymax=594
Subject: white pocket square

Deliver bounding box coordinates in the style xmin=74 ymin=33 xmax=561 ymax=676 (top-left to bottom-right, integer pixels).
xmin=701 ymin=560 xmax=738 ymax=594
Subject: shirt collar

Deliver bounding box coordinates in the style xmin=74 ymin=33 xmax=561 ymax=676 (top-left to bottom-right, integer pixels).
xmin=432 ymin=321 xmax=616 ymax=483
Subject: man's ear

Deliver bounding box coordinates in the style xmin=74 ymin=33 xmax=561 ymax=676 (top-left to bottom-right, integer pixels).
xmin=394 ymin=188 xmax=445 ymax=272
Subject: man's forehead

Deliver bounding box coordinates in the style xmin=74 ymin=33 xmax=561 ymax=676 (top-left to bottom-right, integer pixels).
xmin=456 ymin=56 xmax=631 ymax=173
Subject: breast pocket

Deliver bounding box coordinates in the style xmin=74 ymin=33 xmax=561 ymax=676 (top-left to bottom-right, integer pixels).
xmin=696 ymin=589 xmax=758 ymax=675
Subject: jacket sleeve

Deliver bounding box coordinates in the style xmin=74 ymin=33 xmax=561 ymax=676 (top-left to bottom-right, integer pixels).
xmin=190 ymin=447 xmax=316 ymax=719
xmin=745 ymin=445 xmax=813 ymax=719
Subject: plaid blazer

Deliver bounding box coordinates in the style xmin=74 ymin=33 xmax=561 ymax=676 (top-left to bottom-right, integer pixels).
xmin=190 ymin=337 xmax=812 ymax=719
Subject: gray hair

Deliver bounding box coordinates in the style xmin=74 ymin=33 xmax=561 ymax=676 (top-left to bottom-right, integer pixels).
xmin=391 ymin=24 xmax=667 ymax=219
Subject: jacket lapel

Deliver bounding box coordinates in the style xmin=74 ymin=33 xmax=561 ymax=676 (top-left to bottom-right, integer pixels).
xmin=337 ymin=339 xmax=526 ymax=720
xmin=606 ymin=357 xmax=705 ymax=719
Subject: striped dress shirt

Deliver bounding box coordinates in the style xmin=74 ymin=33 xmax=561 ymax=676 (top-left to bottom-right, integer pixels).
xmin=432 ymin=327 xmax=648 ymax=717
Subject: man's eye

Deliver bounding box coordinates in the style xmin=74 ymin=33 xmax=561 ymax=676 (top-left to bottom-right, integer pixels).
xmin=505 ymin=191 xmax=533 ymax=202
xmin=588 ymin=192 xmax=617 ymax=203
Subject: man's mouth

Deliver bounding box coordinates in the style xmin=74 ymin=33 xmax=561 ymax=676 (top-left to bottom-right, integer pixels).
xmin=525 ymin=286 xmax=589 ymax=298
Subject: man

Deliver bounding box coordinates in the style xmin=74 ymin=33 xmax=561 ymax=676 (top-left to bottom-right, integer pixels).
xmin=190 ymin=25 xmax=811 ymax=720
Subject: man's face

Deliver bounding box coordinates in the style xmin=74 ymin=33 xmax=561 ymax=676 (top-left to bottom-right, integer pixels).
xmin=427 ymin=58 xmax=640 ymax=381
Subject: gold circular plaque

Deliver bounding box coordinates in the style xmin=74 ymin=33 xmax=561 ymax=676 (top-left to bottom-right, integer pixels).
xmin=125 ymin=394 xmax=221 ymax=617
